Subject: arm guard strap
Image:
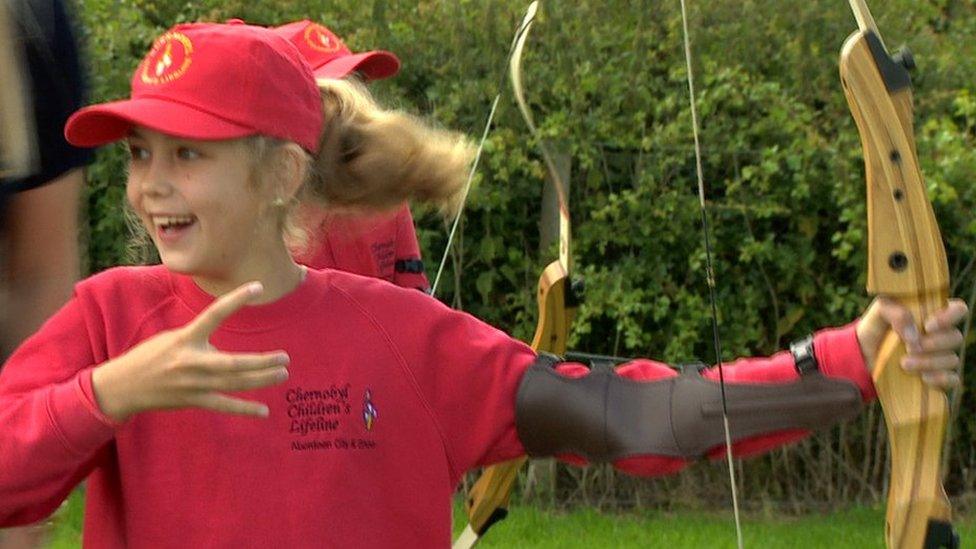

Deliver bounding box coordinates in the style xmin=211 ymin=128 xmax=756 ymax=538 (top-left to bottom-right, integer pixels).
xmin=516 ymin=354 xmax=863 ymax=461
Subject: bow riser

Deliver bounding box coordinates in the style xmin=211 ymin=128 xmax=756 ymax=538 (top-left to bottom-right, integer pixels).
xmin=456 ymin=260 xmax=574 ymax=548
xmin=841 ymin=37 xmax=947 ymax=298
xmin=455 ymin=6 xmax=581 ymax=544
xmin=531 ymin=261 xmax=574 ymax=350
xmin=840 ymin=27 xmax=953 ymax=549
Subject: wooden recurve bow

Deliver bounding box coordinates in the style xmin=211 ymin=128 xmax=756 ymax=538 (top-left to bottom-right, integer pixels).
xmin=678 ymin=0 xmax=958 ymax=546
xmin=454 ymin=2 xmax=581 ymax=547
xmin=840 ymin=1 xmax=957 ymax=547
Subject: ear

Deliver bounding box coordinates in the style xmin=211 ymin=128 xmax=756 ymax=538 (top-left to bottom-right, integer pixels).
xmin=272 ymin=143 xmax=309 ymax=202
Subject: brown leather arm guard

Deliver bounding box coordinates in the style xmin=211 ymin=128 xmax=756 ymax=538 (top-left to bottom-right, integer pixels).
xmin=515 ymin=353 xmax=863 ymax=461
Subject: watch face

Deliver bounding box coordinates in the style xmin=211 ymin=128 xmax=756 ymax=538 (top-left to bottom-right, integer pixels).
xmin=791 ymin=336 xmax=817 ymax=374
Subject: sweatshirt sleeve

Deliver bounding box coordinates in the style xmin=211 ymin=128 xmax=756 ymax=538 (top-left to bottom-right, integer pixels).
xmin=347 ymin=284 xmax=533 ymax=482
xmin=390 ymin=205 xmax=430 ymax=292
xmin=689 ymin=322 xmax=872 ymax=459
xmin=365 ymin=271 xmax=873 ymax=482
xmin=0 ymin=293 xmax=118 ymax=526
xmin=549 ymin=322 xmax=873 ymax=477
xmin=693 ymin=322 xmax=874 ymax=399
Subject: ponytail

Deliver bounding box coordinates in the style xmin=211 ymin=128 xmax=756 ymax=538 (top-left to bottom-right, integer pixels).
xmin=302 ymin=79 xmax=473 ymax=217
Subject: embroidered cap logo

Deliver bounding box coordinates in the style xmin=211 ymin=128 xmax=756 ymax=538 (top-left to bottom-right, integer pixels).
xmin=141 ymin=31 xmax=193 ymax=85
xmin=304 ymin=24 xmax=342 ymax=54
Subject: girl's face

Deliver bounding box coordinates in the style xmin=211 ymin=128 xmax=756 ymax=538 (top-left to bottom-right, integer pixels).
xmin=126 ymin=128 xmax=279 ymax=280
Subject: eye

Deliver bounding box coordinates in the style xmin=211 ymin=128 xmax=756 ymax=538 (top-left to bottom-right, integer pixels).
xmin=177 ymin=147 xmax=201 ymax=160
xmin=127 ymin=143 xmax=149 ymax=161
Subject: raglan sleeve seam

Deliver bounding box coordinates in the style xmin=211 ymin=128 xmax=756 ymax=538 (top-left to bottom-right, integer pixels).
xmin=328 ymin=282 xmax=464 ymax=481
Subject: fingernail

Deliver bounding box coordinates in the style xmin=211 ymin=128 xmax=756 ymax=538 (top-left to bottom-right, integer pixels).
xmin=901 ymin=357 xmax=916 ymax=371
xmin=247 ymin=282 xmax=264 ymax=295
xmin=259 ymin=406 xmax=270 ymax=417
xmin=277 ymin=353 xmax=290 ymax=365
xmin=924 ymin=317 xmax=939 ymax=333
xmin=277 ymin=368 xmax=289 ymax=381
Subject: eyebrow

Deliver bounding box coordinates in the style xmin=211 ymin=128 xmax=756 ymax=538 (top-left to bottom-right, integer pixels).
xmin=127 ymin=128 xmax=146 ymax=140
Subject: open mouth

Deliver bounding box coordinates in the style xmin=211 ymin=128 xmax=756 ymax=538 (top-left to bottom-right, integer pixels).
xmin=152 ymin=214 xmax=198 ymax=240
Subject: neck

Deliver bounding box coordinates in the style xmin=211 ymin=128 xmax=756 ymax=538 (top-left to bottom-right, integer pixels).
xmin=193 ymin=243 xmax=306 ymax=304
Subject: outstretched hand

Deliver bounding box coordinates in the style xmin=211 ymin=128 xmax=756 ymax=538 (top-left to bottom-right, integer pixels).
xmin=856 ymin=297 xmax=968 ymax=391
xmin=91 ymin=282 xmax=290 ymax=422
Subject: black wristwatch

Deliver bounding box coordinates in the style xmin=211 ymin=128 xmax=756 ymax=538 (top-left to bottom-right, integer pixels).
xmin=790 ymin=335 xmax=819 ymax=375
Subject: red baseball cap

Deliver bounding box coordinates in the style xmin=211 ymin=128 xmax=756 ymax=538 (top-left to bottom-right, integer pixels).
xmin=65 ymin=22 xmax=323 ymax=153
xmin=272 ymin=20 xmax=400 ymax=81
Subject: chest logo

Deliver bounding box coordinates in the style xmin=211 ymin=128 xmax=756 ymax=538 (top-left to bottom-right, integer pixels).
xmin=363 ymin=389 xmax=378 ymax=432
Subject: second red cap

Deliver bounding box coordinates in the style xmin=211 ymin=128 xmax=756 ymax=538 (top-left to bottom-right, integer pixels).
xmin=273 ymin=20 xmax=400 ymax=81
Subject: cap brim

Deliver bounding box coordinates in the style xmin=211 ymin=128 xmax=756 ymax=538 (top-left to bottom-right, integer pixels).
xmin=312 ymin=50 xmax=400 ymax=81
xmin=65 ymin=97 xmax=256 ymax=148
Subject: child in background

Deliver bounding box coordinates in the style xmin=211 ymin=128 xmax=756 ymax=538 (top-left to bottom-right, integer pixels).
xmin=0 ymin=22 xmax=965 ymax=548
xmin=274 ymin=19 xmax=430 ymax=291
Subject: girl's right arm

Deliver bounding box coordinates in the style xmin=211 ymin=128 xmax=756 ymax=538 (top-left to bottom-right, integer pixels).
xmin=0 ymin=293 xmax=115 ymax=526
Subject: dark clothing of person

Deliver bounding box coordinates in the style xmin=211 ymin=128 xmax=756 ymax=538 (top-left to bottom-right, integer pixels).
xmin=1 ymin=0 xmax=92 ymax=224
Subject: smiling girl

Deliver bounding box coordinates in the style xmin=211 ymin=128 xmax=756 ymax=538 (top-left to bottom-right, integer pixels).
xmin=0 ymin=22 xmax=966 ymax=548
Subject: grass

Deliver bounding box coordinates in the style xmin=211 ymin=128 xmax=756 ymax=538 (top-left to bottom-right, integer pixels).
xmin=46 ymin=490 xmax=84 ymax=549
xmin=451 ymin=505 xmax=961 ymax=548
xmin=43 ymin=488 xmax=975 ymax=547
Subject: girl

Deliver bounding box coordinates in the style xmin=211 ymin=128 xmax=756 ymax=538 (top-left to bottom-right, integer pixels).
xmin=0 ymin=22 xmax=965 ymax=548
xmin=272 ymin=19 xmax=432 ymax=292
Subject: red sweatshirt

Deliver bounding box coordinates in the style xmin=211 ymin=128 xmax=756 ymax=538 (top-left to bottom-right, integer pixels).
xmin=296 ymin=204 xmax=430 ymax=291
xmin=0 ymin=266 xmax=874 ymax=547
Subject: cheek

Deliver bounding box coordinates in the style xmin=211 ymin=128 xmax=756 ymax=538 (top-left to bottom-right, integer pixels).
xmin=124 ymin=178 xmax=142 ymax=212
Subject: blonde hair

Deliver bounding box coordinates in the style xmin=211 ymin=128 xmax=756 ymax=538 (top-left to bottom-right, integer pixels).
xmin=250 ymin=78 xmax=474 ymax=255
xmin=305 ymin=79 xmax=472 ymax=215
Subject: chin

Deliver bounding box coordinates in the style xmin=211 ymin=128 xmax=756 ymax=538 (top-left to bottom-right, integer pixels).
xmin=157 ymin=251 xmax=200 ymax=275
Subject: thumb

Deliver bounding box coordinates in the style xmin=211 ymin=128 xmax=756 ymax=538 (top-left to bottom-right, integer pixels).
xmin=861 ymin=297 xmax=922 ymax=354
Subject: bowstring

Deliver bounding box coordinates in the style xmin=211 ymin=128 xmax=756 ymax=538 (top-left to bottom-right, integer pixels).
xmin=430 ymin=2 xmax=539 ymax=298
xmin=677 ymin=1 xmax=744 ymax=547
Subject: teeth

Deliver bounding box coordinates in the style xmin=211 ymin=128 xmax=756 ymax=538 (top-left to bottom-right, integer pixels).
xmin=154 ymin=215 xmax=195 ymax=229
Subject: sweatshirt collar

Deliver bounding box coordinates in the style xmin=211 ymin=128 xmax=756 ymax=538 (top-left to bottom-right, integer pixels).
xmin=169 ymin=268 xmax=321 ymax=332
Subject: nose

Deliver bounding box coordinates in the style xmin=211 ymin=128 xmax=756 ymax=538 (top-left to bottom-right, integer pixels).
xmin=132 ymin=156 xmax=174 ymax=198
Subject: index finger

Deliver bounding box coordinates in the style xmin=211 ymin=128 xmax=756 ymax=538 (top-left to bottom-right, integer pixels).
xmin=186 ymin=282 xmax=263 ymax=338
xmin=923 ymin=298 xmax=970 ymax=333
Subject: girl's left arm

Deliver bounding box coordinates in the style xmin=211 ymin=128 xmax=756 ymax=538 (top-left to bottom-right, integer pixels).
xmin=516 ymin=298 xmax=966 ymax=477
xmin=390 ymin=289 xmax=965 ymax=481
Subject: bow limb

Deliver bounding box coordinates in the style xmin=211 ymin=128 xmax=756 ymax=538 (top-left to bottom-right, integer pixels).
xmin=454 ymin=2 xmax=579 ymax=547
xmin=431 ymin=2 xmax=539 ymax=298
xmin=509 ymin=0 xmax=575 ymax=354
xmin=840 ymin=2 xmax=957 ymax=547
